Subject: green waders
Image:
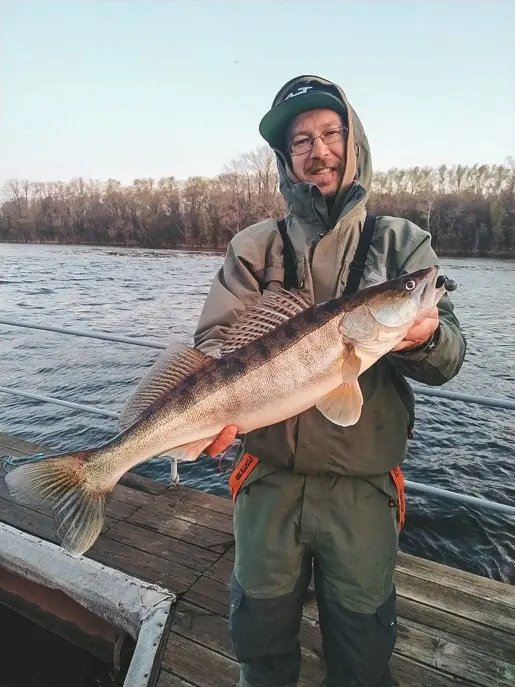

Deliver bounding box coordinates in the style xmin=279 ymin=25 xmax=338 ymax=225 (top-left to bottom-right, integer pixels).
xmin=228 ymin=461 xmax=400 ymax=687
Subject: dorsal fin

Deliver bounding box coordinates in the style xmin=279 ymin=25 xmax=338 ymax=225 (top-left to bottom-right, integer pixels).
xmin=119 ymin=345 xmax=209 ymax=431
xmin=219 ymin=287 xmax=312 ymax=357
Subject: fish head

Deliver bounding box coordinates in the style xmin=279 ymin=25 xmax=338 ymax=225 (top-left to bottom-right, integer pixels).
xmin=366 ymin=266 xmax=440 ymax=328
xmin=338 ymin=266 xmax=440 ymax=349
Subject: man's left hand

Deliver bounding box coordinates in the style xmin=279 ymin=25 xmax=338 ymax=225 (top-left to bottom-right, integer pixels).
xmin=392 ymin=307 xmax=440 ymax=352
xmin=204 ymin=425 xmax=239 ymax=457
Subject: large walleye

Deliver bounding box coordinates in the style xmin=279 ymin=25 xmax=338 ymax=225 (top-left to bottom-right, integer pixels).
xmin=5 ymin=266 xmax=445 ymax=556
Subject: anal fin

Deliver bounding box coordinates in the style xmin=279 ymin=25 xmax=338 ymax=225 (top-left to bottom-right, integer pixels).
xmin=166 ymin=436 xmax=218 ymax=462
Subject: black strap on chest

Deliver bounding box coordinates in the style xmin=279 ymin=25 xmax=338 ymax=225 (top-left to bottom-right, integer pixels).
xmin=343 ymin=211 xmax=376 ymax=295
xmin=277 ymin=213 xmax=376 ymax=294
xmin=277 ymin=218 xmax=299 ymax=290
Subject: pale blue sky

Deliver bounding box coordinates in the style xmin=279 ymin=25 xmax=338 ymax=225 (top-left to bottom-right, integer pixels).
xmin=1 ymin=0 xmax=514 ymax=185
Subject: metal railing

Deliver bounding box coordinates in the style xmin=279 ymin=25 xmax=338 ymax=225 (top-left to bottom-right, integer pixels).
xmin=1 ymin=317 xmax=514 ymax=516
xmin=2 ymin=317 xmax=514 ymax=411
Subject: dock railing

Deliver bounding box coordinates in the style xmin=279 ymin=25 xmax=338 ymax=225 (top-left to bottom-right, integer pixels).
xmin=1 ymin=317 xmax=514 ymax=517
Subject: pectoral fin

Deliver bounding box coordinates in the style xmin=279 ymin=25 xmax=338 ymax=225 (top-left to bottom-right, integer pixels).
xmin=341 ymin=344 xmax=362 ymax=382
xmin=316 ymin=380 xmax=363 ymax=427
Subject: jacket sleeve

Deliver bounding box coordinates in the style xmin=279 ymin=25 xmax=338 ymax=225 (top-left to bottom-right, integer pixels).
xmin=193 ymin=232 xmax=262 ymax=356
xmin=388 ymin=231 xmax=467 ymax=386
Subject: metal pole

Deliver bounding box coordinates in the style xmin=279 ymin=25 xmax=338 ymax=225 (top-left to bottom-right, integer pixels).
xmin=0 ymin=318 xmax=166 ymax=350
xmin=0 ymin=386 xmax=120 ymax=419
xmin=404 ymin=480 xmax=515 ymax=517
xmin=410 ymin=385 xmax=515 ymax=411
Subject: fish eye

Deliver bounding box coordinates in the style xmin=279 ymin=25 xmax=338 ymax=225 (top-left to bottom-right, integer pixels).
xmin=405 ymin=279 xmax=416 ymax=291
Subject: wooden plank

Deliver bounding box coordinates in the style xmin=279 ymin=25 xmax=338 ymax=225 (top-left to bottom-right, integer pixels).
xmin=151 ymin=497 xmax=234 ymax=536
xmin=0 ymin=495 xmax=66 ymax=545
xmin=172 ymin=601 xmax=235 ymax=659
xmin=395 ymin=570 xmax=515 ymax=635
xmin=119 ymin=470 xmax=167 ymax=495
xmin=129 ymin=505 xmax=233 ymax=554
xmin=203 ymin=552 xmax=233 ymax=584
xmin=395 ymin=618 xmax=515 ymax=686
xmin=184 ymin=588 xmax=231 ymax=618
xmin=103 ymin=520 xmax=220 ymax=573
xmin=298 ymin=652 xmax=325 ymax=686
xmin=162 ymin=631 xmax=239 ymax=686
xmin=397 ymin=595 xmax=515 ymax=663
xmin=105 ymin=497 xmax=141 ymax=521
xmin=164 ymin=484 xmax=234 ymax=516
xmin=299 ymin=615 xmax=323 ymax=661
xmin=111 ymin=482 xmax=157 ymax=509
xmin=302 ymin=596 xmax=319 ymax=622
xmin=186 ymin=575 xmax=231 ymax=616
xmin=87 ymin=536 xmax=200 ymax=595
xmin=397 ymin=552 xmax=515 ymax=609
xmin=391 ymin=653 xmax=479 ymax=687
xmin=156 ymin=672 xmax=195 ymax=687
xmin=0 ymin=432 xmax=46 ymax=454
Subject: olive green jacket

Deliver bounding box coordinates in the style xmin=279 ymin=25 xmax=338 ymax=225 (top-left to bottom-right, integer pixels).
xmin=194 ymin=78 xmax=466 ymax=477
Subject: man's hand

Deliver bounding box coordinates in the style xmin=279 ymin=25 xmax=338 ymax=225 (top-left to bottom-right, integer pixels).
xmin=204 ymin=425 xmax=239 ymax=457
xmin=392 ymin=307 xmax=439 ymax=352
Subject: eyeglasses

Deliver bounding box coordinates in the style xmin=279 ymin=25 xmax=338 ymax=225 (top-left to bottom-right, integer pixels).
xmin=288 ymin=125 xmax=348 ymax=156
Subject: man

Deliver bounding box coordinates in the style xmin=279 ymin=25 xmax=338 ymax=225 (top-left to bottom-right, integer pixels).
xmin=195 ymin=75 xmax=466 ymax=687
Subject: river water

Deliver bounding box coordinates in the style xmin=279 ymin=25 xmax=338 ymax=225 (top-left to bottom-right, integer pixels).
xmin=0 ymin=243 xmax=514 ymax=583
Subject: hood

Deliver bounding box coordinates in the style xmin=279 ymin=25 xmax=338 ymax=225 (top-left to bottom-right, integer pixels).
xmin=260 ymin=75 xmax=373 ymax=229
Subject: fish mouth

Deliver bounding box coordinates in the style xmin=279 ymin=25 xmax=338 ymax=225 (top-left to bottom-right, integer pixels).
xmin=417 ymin=266 xmax=441 ymax=309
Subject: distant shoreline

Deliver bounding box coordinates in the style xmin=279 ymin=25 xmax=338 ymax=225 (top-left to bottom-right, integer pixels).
xmin=1 ymin=240 xmax=514 ymax=260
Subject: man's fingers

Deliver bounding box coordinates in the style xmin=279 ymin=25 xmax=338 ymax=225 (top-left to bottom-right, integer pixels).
xmin=205 ymin=425 xmax=239 ymax=457
xmin=391 ymin=315 xmax=439 ymax=352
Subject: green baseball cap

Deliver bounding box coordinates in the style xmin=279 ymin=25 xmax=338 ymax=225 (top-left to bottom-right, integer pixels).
xmin=259 ymin=76 xmax=348 ymax=150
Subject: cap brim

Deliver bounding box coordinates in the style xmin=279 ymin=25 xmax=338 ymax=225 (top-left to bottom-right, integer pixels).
xmin=259 ymin=92 xmax=347 ymax=149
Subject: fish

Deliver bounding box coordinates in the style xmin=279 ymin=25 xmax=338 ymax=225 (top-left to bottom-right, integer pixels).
xmin=5 ymin=265 xmax=445 ymax=557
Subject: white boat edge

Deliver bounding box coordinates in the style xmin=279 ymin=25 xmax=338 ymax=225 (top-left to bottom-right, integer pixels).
xmin=0 ymin=520 xmax=176 ymax=687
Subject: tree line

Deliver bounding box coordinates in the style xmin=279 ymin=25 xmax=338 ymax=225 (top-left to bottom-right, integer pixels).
xmin=1 ymin=148 xmax=514 ymax=257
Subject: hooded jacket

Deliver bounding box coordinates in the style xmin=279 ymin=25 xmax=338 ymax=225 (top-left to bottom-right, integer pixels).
xmin=194 ymin=76 xmax=466 ymax=477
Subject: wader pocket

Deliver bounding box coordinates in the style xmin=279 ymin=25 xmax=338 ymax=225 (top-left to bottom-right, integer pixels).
xmin=389 ymin=369 xmax=415 ymax=436
xmin=376 ymin=588 xmax=397 ymax=629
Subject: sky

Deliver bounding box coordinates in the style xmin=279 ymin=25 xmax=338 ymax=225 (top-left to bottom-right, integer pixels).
xmin=1 ymin=0 xmax=514 ymax=186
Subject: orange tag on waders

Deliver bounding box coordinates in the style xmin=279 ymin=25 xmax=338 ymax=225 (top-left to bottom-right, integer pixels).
xmin=389 ymin=465 xmax=406 ymax=530
xmin=229 ymin=453 xmax=260 ymax=501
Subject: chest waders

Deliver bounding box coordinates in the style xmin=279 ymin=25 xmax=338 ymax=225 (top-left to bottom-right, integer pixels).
xmin=228 ymin=213 xmax=402 ymax=687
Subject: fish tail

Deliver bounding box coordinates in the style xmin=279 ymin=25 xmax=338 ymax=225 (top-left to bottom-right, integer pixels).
xmin=5 ymin=450 xmax=106 ymax=557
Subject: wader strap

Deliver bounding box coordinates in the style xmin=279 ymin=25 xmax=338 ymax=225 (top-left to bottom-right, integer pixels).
xmin=389 ymin=465 xmax=406 ymax=529
xmin=277 ymin=218 xmax=299 ymax=290
xmin=229 ymin=453 xmax=260 ymax=501
xmin=343 ymin=212 xmax=376 ymax=295
xmin=278 ymin=213 xmax=376 ymax=294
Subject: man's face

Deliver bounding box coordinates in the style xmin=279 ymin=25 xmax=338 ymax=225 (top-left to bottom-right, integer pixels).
xmin=287 ymin=108 xmax=346 ymax=198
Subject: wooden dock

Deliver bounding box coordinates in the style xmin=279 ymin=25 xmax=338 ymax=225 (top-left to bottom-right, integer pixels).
xmin=0 ymin=431 xmax=514 ymax=687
